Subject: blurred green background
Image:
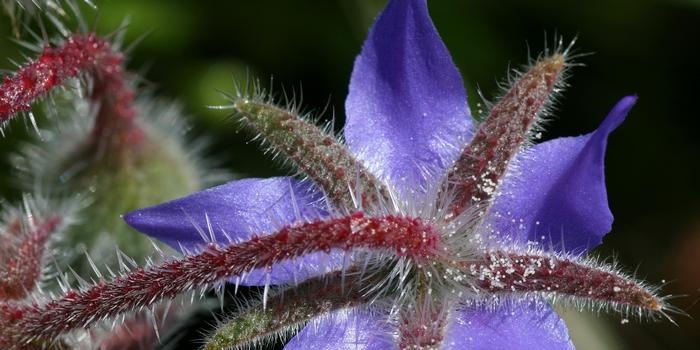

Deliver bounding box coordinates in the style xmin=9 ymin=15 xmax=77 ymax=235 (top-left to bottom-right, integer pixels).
xmin=1 ymin=0 xmax=700 ymax=349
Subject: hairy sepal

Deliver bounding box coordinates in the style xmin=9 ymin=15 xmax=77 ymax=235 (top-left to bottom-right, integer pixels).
xmin=444 ymin=51 xmax=568 ymax=218
xmin=204 ymin=271 xmax=374 ymax=350
xmin=460 ymin=249 xmax=669 ymax=320
xmin=222 ymin=88 xmax=390 ymax=211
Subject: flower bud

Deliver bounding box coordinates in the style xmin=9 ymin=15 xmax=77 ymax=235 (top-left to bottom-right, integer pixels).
xmin=13 ymin=96 xmax=221 ymax=272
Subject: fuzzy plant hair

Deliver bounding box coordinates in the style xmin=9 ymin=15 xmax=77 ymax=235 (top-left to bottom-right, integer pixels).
xmin=0 ymin=0 xmax=681 ymax=350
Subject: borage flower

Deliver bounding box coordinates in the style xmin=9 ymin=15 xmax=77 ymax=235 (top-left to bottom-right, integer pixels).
xmin=126 ymin=0 xmax=667 ymax=348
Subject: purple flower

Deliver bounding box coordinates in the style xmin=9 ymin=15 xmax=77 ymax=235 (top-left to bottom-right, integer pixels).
xmin=125 ymin=0 xmax=660 ymax=349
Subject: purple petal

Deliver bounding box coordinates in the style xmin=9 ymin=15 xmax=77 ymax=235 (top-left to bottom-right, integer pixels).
xmin=345 ymin=0 xmax=472 ymax=198
xmin=124 ymin=177 xmax=342 ymax=286
xmin=284 ymin=309 xmax=395 ymax=350
xmin=489 ymin=96 xmax=637 ymax=253
xmin=442 ymin=302 xmax=574 ymax=350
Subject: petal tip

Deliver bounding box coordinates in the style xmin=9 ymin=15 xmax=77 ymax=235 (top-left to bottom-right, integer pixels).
xmin=597 ymin=95 xmax=637 ymax=136
xmin=344 ymin=0 xmax=471 ymax=195
xmin=122 ymin=208 xmax=151 ymax=234
xmin=617 ymin=94 xmax=638 ymax=113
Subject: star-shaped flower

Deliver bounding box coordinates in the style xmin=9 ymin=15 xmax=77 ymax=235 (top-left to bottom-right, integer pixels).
xmin=125 ymin=0 xmax=665 ymax=348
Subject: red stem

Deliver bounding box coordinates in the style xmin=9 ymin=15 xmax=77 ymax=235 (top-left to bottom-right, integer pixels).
xmin=0 ymin=216 xmax=62 ymax=300
xmin=0 ymin=212 xmax=439 ymax=344
xmin=398 ymin=305 xmax=448 ymax=350
xmin=0 ymin=33 xmax=142 ymax=144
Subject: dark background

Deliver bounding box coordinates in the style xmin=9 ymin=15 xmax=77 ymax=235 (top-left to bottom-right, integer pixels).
xmin=1 ymin=0 xmax=699 ymax=349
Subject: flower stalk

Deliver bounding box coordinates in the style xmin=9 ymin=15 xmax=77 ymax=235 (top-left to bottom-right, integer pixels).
xmin=0 ymin=212 xmax=439 ymax=345
xmin=398 ymin=298 xmax=450 ymax=350
xmin=0 ymin=33 xmax=142 ymax=146
xmin=0 ymin=215 xmax=62 ymax=300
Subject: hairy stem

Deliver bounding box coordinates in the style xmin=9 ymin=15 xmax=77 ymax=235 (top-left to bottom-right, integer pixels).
xmin=398 ymin=293 xmax=450 ymax=350
xmin=0 ymin=33 xmax=141 ymax=144
xmin=93 ymin=305 xmax=178 ymax=350
xmin=0 ymin=212 xmax=439 ymax=344
xmin=0 ymin=215 xmax=62 ymax=300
